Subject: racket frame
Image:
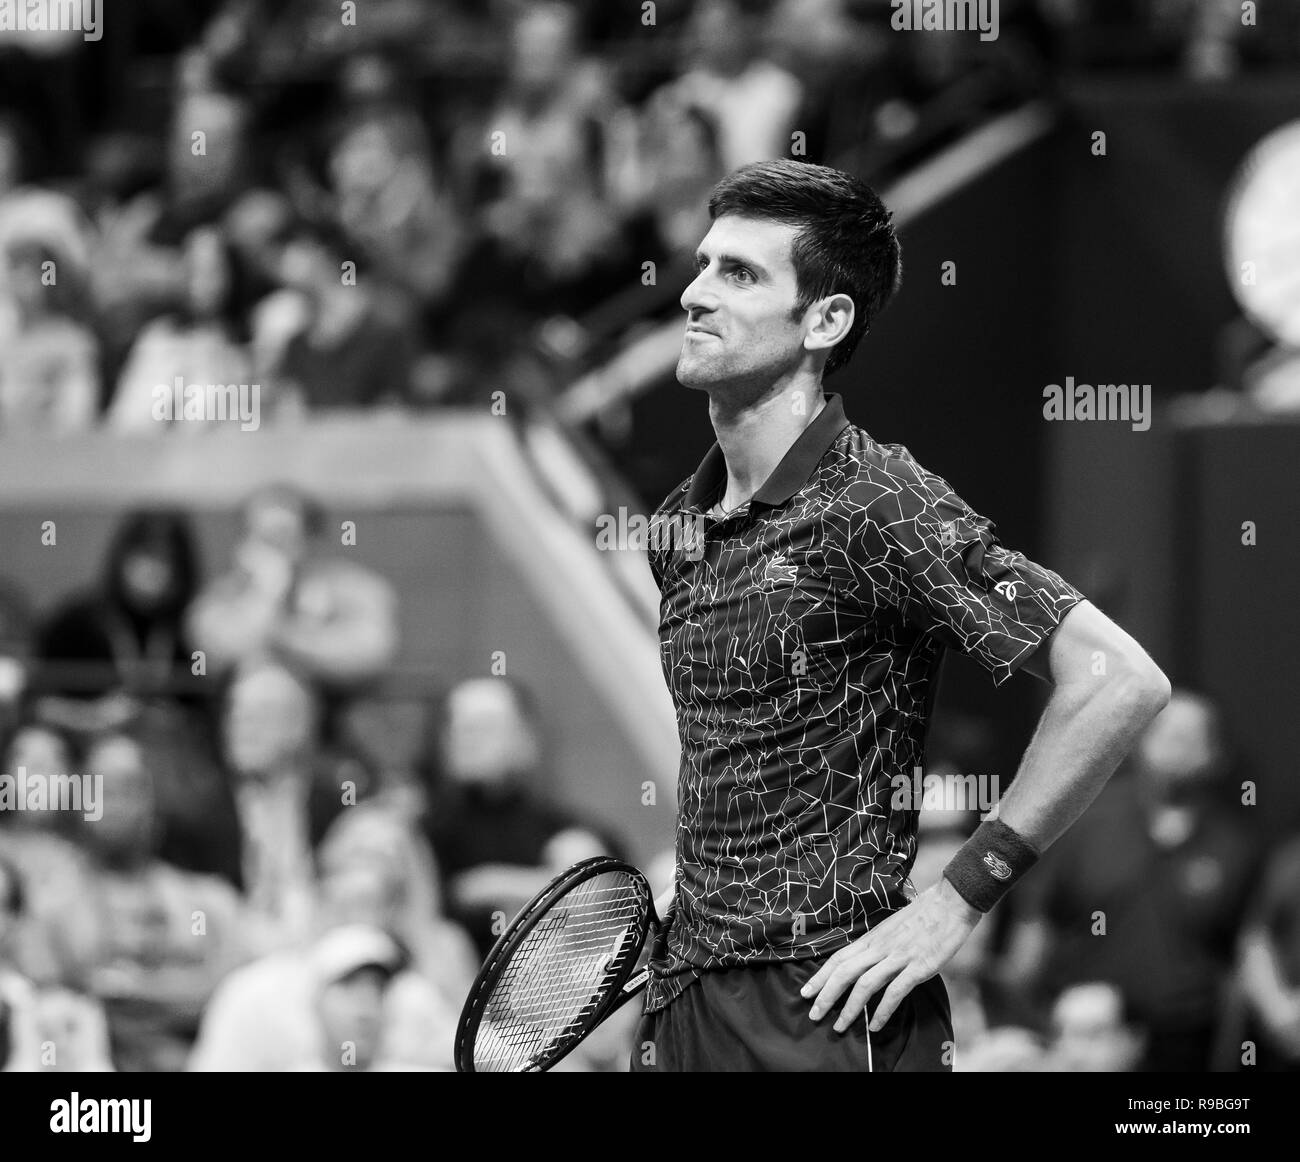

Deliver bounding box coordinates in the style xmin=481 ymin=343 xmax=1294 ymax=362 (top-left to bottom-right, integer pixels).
xmin=454 ymin=855 xmax=655 ymax=1073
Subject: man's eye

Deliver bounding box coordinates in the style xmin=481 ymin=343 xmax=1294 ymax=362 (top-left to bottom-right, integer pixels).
xmin=731 ymin=268 xmax=754 ymax=283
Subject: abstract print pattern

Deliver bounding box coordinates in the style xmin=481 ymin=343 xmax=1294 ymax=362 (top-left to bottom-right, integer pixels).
xmin=645 ymin=406 xmax=1084 ymax=1012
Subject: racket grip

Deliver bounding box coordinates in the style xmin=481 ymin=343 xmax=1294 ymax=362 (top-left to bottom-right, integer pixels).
xmin=615 ymin=965 xmax=650 ymax=1006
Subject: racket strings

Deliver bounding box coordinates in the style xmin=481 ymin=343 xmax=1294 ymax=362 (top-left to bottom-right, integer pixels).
xmin=474 ymin=871 xmax=649 ymax=1071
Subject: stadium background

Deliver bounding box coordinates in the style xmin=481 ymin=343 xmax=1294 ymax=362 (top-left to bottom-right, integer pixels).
xmin=0 ymin=0 xmax=1297 ymax=1072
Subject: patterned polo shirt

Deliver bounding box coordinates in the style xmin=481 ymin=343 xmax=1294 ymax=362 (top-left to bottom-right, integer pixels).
xmin=644 ymin=392 xmax=1085 ymax=1013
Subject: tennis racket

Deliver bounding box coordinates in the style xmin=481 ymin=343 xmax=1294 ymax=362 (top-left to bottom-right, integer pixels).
xmin=454 ymin=856 xmax=659 ymax=1073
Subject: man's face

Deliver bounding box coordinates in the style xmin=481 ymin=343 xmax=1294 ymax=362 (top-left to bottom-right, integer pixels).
xmin=444 ymin=680 xmax=537 ymax=788
xmin=120 ymin=549 xmax=174 ymax=610
xmin=245 ymin=496 xmax=309 ymax=563
xmin=223 ymin=666 xmax=317 ymax=777
xmin=318 ymin=969 xmax=388 ymax=1069
xmin=1051 ymin=984 xmax=1141 ymax=1072
xmin=85 ymin=737 xmax=154 ymax=858
xmin=677 ymin=215 xmax=809 ymax=396
xmin=1137 ymin=695 xmax=1216 ymax=801
xmin=5 ymin=726 xmax=67 ymax=778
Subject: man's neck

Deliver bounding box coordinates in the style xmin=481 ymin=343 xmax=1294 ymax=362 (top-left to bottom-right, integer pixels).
xmin=707 ymin=377 xmax=825 ymax=512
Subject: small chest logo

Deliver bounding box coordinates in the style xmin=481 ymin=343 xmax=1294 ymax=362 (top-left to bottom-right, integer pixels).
xmin=764 ymin=554 xmax=798 ymax=587
xmin=983 ymin=852 xmax=1012 ymax=880
xmin=993 ymin=580 xmax=1020 ymax=601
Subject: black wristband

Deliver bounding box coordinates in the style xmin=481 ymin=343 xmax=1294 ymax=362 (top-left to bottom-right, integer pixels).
xmin=942 ymin=818 xmax=1040 ymax=913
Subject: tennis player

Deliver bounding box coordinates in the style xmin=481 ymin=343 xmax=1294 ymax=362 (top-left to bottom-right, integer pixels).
xmin=632 ymin=159 xmax=1171 ymax=1072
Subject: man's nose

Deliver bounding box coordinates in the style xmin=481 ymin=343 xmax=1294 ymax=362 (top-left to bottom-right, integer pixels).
xmin=680 ymin=269 xmax=716 ymax=315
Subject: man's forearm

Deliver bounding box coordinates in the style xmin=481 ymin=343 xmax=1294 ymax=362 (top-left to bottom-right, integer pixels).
xmin=992 ymin=663 xmax=1169 ymax=852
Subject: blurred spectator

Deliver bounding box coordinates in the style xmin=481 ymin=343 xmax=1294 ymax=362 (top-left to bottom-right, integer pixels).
xmin=33 ymin=510 xmax=202 ymax=727
xmin=1006 ymin=690 xmax=1259 ymax=1070
xmin=166 ymin=49 xmax=252 ymax=227
xmin=218 ymin=660 xmax=327 ymax=947
xmin=472 ymin=3 xmax=625 ymax=283
xmin=315 ymin=799 xmax=478 ymax=1010
xmin=1045 ymin=982 xmax=1145 ymax=1072
xmin=326 ymin=53 xmax=468 ymax=307
xmin=222 ymin=189 xmax=296 ymax=307
xmin=0 ymin=201 xmax=100 ymax=432
xmin=954 ymin=1026 xmax=1048 ymax=1072
xmin=0 ymin=722 xmax=95 ymax=986
xmin=297 ymin=931 xmax=404 ymax=1071
xmin=1236 ymin=835 xmax=1300 ymax=1071
xmin=263 ymin=225 xmax=417 ymax=412
xmin=106 ymin=225 xmax=254 ymax=433
xmin=67 ymin=733 xmax=247 ymax=1072
xmin=441 ymin=0 xmax=634 ymax=373
xmin=0 ymin=854 xmax=114 ymax=1072
xmin=613 ymin=98 xmax=725 ymax=263
xmin=187 ymin=483 xmax=399 ymax=689
xmin=30 ymin=508 xmax=240 ymax=888
xmin=189 ymin=923 xmax=458 ymax=1071
xmin=646 ymin=0 xmax=802 ymax=174
xmin=0 ymin=854 xmax=36 ymax=1070
xmin=337 ymin=693 xmax=431 ymax=801
xmin=423 ymin=676 xmax=615 ymax=958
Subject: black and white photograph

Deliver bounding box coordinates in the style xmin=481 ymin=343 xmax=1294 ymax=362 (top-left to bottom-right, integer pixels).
xmin=0 ymin=0 xmax=1296 ymax=1137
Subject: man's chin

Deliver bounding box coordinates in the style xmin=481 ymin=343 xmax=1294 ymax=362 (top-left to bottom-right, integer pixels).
xmin=675 ymin=355 xmax=718 ymax=391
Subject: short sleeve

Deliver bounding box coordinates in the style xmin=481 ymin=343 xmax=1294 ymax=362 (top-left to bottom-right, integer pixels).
xmin=848 ymin=449 xmax=1086 ymax=686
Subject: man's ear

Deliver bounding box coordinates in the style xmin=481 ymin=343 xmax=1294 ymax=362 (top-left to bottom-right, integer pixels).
xmin=803 ymin=293 xmax=855 ymax=358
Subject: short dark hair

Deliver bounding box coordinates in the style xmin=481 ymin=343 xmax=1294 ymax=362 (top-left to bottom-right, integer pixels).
xmin=707 ymin=159 xmax=902 ymax=376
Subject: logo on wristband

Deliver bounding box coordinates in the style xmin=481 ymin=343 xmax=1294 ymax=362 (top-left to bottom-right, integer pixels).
xmin=983 ymin=852 xmax=1013 ymax=880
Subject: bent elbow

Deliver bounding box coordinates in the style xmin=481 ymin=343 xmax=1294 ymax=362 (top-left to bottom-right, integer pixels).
xmin=1116 ymin=659 xmax=1171 ymax=719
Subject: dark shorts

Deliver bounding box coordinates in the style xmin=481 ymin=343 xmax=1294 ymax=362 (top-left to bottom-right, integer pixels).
xmin=629 ymin=958 xmax=953 ymax=1072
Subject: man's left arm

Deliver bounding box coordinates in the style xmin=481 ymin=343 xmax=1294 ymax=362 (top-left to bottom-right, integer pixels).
xmin=803 ymin=598 xmax=1170 ymax=1033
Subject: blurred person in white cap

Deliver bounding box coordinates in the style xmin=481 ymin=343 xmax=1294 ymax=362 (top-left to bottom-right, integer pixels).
xmin=188 ymin=921 xmax=457 ymax=1072
xmin=295 ymin=924 xmax=405 ymax=1072
xmin=315 ymin=799 xmax=478 ymax=1013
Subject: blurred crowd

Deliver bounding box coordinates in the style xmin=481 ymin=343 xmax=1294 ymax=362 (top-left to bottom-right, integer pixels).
xmin=2 ymin=490 xmax=1298 ymax=1072
xmin=0 ymin=487 xmax=631 ymax=1071
xmin=924 ymin=694 xmax=1300 ymax=1073
xmin=2 ymin=0 xmax=1299 ymax=1075
xmin=3 ymin=0 xmax=1296 ymax=433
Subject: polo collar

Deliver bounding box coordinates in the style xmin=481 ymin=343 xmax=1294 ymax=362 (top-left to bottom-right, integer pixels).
xmin=682 ymin=392 xmax=850 ymax=512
